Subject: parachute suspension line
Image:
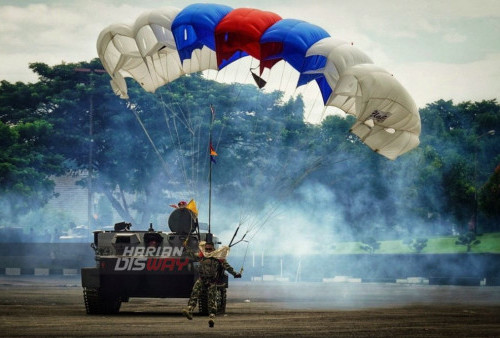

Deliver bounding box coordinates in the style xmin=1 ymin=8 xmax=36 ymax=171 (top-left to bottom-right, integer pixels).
xmin=244 ymin=185 xmax=301 ymax=243
xmin=239 ymin=239 xmax=251 ymax=274
xmin=237 ymin=87 xmax=267 ymax=227
xmin=186 ymin=103 xmax=197 ymax=198
xmin=159 ymin=95 xmax=178 ymax=151
xmin=241 ymin=57 xmax=257 ymax=87
xmin=319 ymin=106 xmax=328 ymax=122
xmin=248 ymin=204 xmax=284 ymax=242
xmin=234 ymin=158 xmax=291 ymax=242
xmin=231 ymin=56 xmax=244 ymax=86
xmin=223 ymin=63 xmax=333 ymax=247
xmin=175 ymin=102 xmax=197 ymax=197
xmin=230 ymin=57 xmax=261 ymax=105
xmin=180 ymin=102 xmax=199 ymax=199
xmin=126 ymin=100 xmax=170 ymax=176
xmin=304 ymin=86 xmax=321 ymax=122
xmin=231 ymin=198 xmax=284 ymax=247
xmin=233 ymin=86 xmax=323 ymax=243
xmin=277 ymin=60 xmax=288 ymax=94
xmin=207 ymin=48 xmax=218 ymax=82
xmin=212 ymin=58 xmax=223 ymax=84
xmin=150 ymin=55 xmax=165 ymax=92
xmin=157 ymin=95 xmax=195 ymax=196
xmin=286 ymin=64 xmax=298 ymax=95
xmin=236 ymin=156 xmax=346 ymax=245
xmin=210 ymin=59 xmax=259 ymax=158
xmin=158 ymin=94 xmax=192 ymax=194
xmin=193 ymin=122 xmax=203 ymax=201
xmin=162 ymin=99 xmax=195 ymax=132
xmin=229 ymin=70 xmax=292 ymax=244
xmin=212 ymin=58 xmax=253 ymax=154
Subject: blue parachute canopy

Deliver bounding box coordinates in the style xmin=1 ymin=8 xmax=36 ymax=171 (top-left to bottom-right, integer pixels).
xmin=260 ymin=19 xmax=331 ymax=102
xmin=172 ymin=3 xmax=233 ymax=62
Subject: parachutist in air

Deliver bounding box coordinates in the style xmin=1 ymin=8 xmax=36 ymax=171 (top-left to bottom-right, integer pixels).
xmin=182 ymin=241 xmax=241 ymax=327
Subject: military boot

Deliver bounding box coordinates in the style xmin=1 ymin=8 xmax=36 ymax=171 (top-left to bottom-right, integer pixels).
xmin=182 ymin=307 xmax=194 ymax=320
xmin=208 ymin=313 xmax=215 ymax=327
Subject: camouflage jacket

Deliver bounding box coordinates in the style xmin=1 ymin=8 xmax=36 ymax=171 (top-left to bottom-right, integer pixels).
xmin=185 ymin=246 xmax=237 ymax=281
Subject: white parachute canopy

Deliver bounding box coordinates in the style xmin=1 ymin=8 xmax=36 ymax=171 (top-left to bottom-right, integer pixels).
xmin=305 ymin=37 xmax=373 ymax=89
xmin=97 ymin=7 xmax=184 ymax=99
xmin=304 ymin=38 xmax=420 ymax=159
xmin=326 ymin=64 xmax=421 ymax=160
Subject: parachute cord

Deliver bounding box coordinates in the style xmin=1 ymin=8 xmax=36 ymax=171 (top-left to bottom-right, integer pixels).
xmin=176 ymin=101 xmax=198 ymax=198
xmin=239 ymin=156 xmax=348 ymax=244
xmin=127 ymin=100 xmax=170 ymax=176
xmin=194 ymin=122 xmax=202 ymax=200
xmin=278 ymin=60 xmax=288 ymax=93
xmin=157 ymin=94 xmax=195 ymax=196
xmin=286 ymin=64 xmax=298 ymax=95
xmin=247 ymin=203 xmax=284 ymax=242
xmin=232 ymin=56 xmax=244 ymax=85
xmin=231 ymin=73 xmax=280 ymax=236
xmin=239 ymin=240 xmax=250 ymax=274
xmin=319 ymin=106 xmax=328 ymax=122
xmin=183 ymin=102 xmax=202 ymax=199
xmin=172 ymin=104 xmax=195 ymax=196
xmin=241 ymin=57 xmax=257 ymax=86
xmin=304 ymin=86 xmax=321 ymax=122
xmin=168 ymin=108 xmax=188 ymax=193
xmin=159 ymin=95 xmax=193 ymax=195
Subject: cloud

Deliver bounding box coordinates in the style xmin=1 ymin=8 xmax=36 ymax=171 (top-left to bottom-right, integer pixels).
xmin=443 ymin=32 xmax=467 ymax=44
xmin=0 ymin=0 xmax=499 ymax=107
xmin=393 ymin=52 xmax=500 ymax=107
xmin=0 ymin=1 xmax=145 ymax=82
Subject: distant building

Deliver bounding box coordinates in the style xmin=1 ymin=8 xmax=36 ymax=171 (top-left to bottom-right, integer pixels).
xmin=46 ymin=170 xmax=90 ymax=225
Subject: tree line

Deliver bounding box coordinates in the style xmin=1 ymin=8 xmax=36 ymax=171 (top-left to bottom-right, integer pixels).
xmin=1 ymin=59 xmax=499 ymax=238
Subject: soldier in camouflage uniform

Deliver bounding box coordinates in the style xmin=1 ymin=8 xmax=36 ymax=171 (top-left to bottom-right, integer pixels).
xmin=182 ymin=241 xmax=241 ymax=327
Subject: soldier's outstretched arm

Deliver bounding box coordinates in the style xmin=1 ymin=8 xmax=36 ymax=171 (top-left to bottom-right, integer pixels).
xmin=222 ymin=261 xmax=241 ymax=278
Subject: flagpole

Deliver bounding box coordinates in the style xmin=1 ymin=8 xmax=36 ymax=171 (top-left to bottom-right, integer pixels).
xmin=208 ymin=105 xmax=214 ymax=235
xmin=208 ymin=139 xmax=212 ymax=235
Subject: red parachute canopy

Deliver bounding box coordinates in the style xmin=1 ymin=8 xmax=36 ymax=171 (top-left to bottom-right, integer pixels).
xmin=214 ymin=8 xmax=282 ymax=71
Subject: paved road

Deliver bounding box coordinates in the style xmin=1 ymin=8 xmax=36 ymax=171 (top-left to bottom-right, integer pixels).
xmin=1 ymin=276 xmax=499 ymax=337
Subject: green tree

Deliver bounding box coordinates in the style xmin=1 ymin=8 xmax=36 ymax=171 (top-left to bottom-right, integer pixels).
xmin=0 ymin=80 xmax=48 ymax=124
xmin=360 ymin=237 xmax=380 ymax=254
xmin=479 ymin=165 xmax=500 ymax=223
xmin=403 ymin=238 xmax=428 ymax=253
xmin=4 ymin=57 xmax=500 ymax=238
xmin=0 ymin=120 xmax=65 ymax=221
xmin=455 ymin=231 xmax=481 ymax=252
xmin=96 ymin=196 xmax=114 ymax=227
xmin=21 ymin=60 xmax=313 ymax=228
xmin=416 ymin=99 xmax=500 ymax=233
xmin=441 ymin=158 xmax=475 ymax=230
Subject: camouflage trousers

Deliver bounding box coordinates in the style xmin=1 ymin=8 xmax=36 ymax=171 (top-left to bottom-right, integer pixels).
xmin=187 ymin=279 xmax=218 ymax=315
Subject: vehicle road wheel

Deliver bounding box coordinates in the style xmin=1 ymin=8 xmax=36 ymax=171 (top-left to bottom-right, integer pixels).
xmin=83 ymin=287 xmax=121 ymax=315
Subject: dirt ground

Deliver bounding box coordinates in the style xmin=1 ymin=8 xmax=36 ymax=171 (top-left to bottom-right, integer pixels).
xmin=0 ymin=276 xmax=499 ymax=337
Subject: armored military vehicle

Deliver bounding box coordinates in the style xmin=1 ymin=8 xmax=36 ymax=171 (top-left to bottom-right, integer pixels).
xmin=81 ymin=207 xmax=228 ymax=314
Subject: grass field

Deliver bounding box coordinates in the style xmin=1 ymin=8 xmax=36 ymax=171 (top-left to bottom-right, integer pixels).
xmin=330 ymin=232 xmax=500 ymax=254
